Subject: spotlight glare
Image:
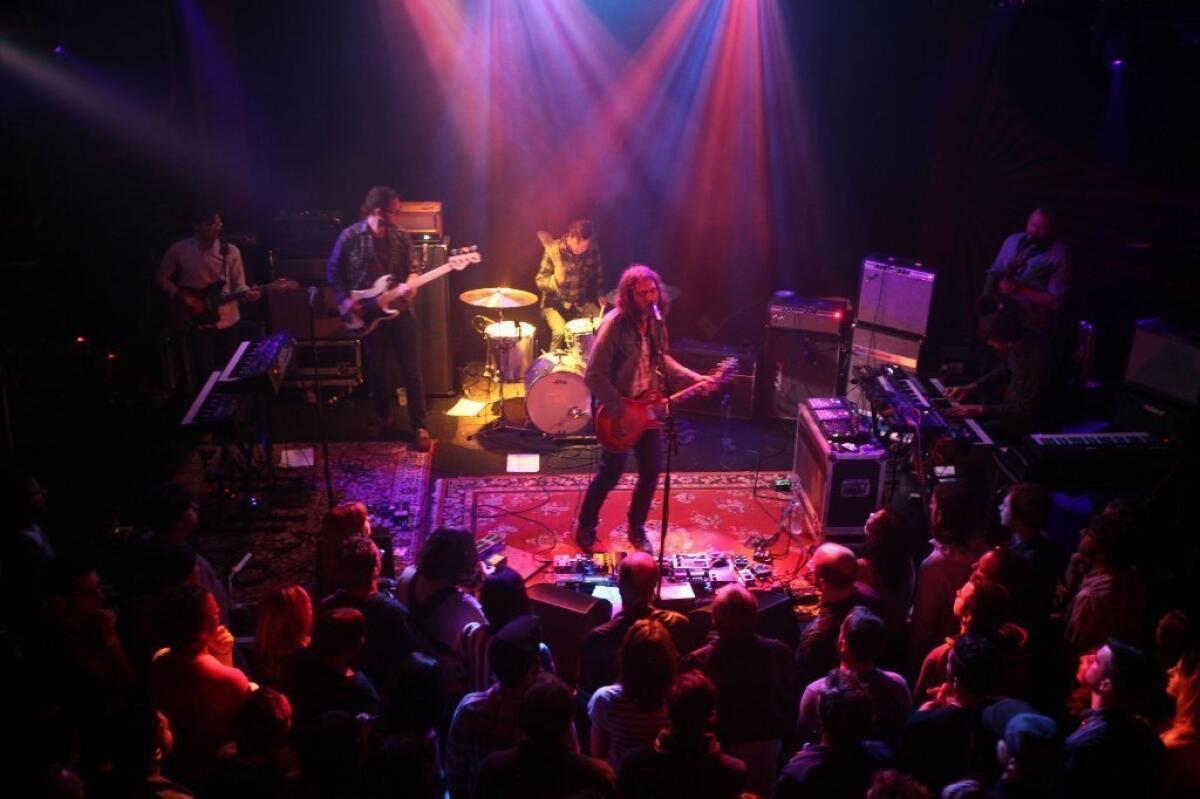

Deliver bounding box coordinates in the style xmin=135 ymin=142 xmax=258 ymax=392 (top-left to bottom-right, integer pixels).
xmin=53 ymin=44 xmax=65 ymax=56
xmin=75 ymin=335 xmax=87 ymax=344
xmin=1110 ymin=58 xmax=1125 ymax=71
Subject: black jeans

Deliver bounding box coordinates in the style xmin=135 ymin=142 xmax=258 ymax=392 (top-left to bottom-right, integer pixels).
xmin=184 ymin=325 xmax=241 ymax=391
xmin=363 ymin=311 xmax=427 ymax=431
xmin=578 ymin=426 xmax=662 ymax=534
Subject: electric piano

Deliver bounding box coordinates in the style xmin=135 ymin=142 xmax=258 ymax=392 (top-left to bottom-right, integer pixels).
xmin=1004 ymin=430 xmax=1175 ymax=491
xmin=217 ymin=332 xmax=295 ymax=395
xmin=181 ymin=371 xmax=248 ymax=431
xmin=856 ymin=366 xmax=994 ymax=462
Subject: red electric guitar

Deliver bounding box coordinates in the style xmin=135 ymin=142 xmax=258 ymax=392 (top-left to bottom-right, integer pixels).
xmin=595 ymin=357 xmax=738 ymax=453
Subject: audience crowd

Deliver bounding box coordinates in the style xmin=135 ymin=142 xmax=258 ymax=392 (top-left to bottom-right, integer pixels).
xmin=1 ymin=471 xmax=1197 ymax=799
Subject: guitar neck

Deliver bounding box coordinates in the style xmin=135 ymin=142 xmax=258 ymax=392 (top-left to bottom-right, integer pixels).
xmin=409 ymin=261 xmax=459 ymax=289
xmin=668 ymin=379 xmax=710 ymax=405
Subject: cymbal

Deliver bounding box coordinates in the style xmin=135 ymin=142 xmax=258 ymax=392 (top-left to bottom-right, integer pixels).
xmin=459 ymin=286 xmax=539 ymax=308
xmin=604 ymin=283 xmax=682 ymax=304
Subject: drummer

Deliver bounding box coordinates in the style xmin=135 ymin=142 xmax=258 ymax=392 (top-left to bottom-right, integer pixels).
xmin=535 ymin=219 xmax=605 ymax=352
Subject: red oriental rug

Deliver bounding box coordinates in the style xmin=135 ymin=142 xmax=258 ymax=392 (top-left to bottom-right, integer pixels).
xmin=432 ymin=470 xmax=804 ymax=581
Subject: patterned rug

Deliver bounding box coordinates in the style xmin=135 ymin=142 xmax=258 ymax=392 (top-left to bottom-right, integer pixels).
xmin=432 ymin=470 xmax=805 ymax=582
xmin=177 ymin=440 xmax=432 ymax=602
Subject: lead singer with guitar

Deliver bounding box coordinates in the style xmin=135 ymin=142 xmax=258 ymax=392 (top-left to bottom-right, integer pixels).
xmin=327 ymin=186 xmax=430 ymax=451
xmin=575 ymin=264 xmax=717 ymax=554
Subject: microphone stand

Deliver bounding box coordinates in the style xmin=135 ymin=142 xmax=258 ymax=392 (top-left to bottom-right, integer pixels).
xmin=305 ymin=283 xmax=336 ymax=510
xmin=654 ymin=311 xmax=676 ymax=596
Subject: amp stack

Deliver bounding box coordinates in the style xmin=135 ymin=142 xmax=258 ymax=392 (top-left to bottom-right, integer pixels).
xmin=850 ymin=254 xmax=936 ymax=374
xmin=757 ymin=292 xmax=850 ymax=420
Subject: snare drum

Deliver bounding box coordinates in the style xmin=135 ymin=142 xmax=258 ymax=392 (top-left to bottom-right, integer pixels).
xmin=524 ymin=353 xmax=591 ymax=434
xmin=484 ymin=321 xmax=535 ymax=382
xmin=564 ymin=316 xmax=603 ymax=361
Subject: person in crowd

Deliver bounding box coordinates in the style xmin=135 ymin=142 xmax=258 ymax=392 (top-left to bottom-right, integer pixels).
xmin=913 ymin=577 xmax=1029 ymax=703
xmin=1063 ymin=513 xmax=1147 ymax=661
xmin=476 ymin=673 xmax=618 ymax=799
xmin=459 ymin=565 xmax=555 ymax=694
xmin=326 ymin=185 xmax=431 ymax=447
xmin=395 ymin=526 xmax=486 ymax=698
xmin=321 ymin=536 xmax=418 ymax=700
xmin=140 ymin=483 xmax=231 ymax=624
xmin=1001 ymin=484 xmax=1063 ymax=629
xmin=1062 ymin=639 xmax=1165 ymax=799
xmin=899 ymin=634 xmax=1011 ymax=793
xmin=278 ymin=607 xmax=380 ymax=728
xmin=857 ymin=508 xmax=917 ymax=665
xmin=682 ymin=583 xmax=795 ymax=794
xmin=33 ymin=557 xmax=136 ymax=745
xmin=0 ymin=469 xmax=54 ymax=655
xmin=205 ymin=687 xmax=299 ymax=798
xmin=578 ymin=551 xmax=691 ymax=738
xmin=589 ymin=618 xmax=677 ymax=771
xmin=866 ymin=769 xmax=934 ymax=799
xmin=148 ymin=584 xmax=252 ymax=788
xmin=993 ymin=713 xmax=1061 ymax=799
xmin=316 ymin=500 xmax=371 ymax=597
xmin=101 ymin=705 xmax=193 ymax=799
xmin=774 ymin=669 xmax=893 ymax=799
xmin=254 ymin=584 xmax=312 ymax=688
xmin=618 ymin=669 xmax=747 ymax=799
xmin=799 ymin=607 xmax=912 ymax=748
xmin=797 ymin=542 xmax=879 ymax=688
xmin=910 ymin=482 xmax=989 ymax=671
xmin=364 ymin=651 xmax=447 ymax=799
xmin=294 ymin=710 xmax=369 ymax=799
xmin=1162 ymin=638 xmax=1200 ymax=798
xmin=446 ymin=615 xmax=553 ymax=799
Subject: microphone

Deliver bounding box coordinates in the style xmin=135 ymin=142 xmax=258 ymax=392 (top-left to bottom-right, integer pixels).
xmin=651 ymin=303 xmax=662 ymax=322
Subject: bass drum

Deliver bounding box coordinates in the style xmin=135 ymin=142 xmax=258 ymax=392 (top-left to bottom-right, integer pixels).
xmin=524 ymin=353 xmax=591 ymax=434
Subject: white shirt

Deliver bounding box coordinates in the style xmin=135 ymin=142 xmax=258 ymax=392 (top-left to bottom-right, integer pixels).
xmin=155 ymin=236 xmax=247 ymax=329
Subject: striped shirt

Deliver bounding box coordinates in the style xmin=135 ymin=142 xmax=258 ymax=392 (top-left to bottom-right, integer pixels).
xmin=588 ymin=684 xmax=670 ymax=771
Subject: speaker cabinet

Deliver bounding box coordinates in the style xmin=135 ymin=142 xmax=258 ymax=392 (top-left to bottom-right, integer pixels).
xmin=1116 ymin=386 xmax=1196 ymax=443
xmin=268 ymin=285 xmax=351 ymax=340
xmin=274 ymin=257 xmax=329 ymax=285
xmin=413 ymin=244 xmax=456 ymax=396
xmin=1124 ymin=317 xmax=1200 ymax=409
xmin=527 ymin=583 xmax=613 ymax=688
xmin=757 ymin=330 xmax=844 ymax=420
xmin=669 ymin=339 xmax=756 ymax=420
xmin=848 ymin=325 xmax=923 ymax=373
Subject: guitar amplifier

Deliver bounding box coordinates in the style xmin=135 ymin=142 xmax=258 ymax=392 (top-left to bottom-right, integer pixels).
xmin=397 ymin=201 xmax=443 ymax=240
xmin=857 ymin=254 xmax=936 ymax=337
xmin=669 ymin=339 xmax=756 ymax=420
xmin=766 ymin=294 xmax=849 ymax=337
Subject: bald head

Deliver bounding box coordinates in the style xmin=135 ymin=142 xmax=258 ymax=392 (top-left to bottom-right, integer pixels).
xmin=813 ymin=543 xmax=858 ymax=598
xmin=618 ymin=552 xmax=659 ymax=612
xmin=712 ymin=583 xmax=757 ymax=640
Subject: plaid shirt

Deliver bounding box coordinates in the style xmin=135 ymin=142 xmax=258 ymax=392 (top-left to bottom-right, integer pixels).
xmin=326 ymin=220 xmax=421 ymax=307
xmin=446 ymin=681 xmax=579 ymax=798
xmin=536 ymin=236 xmax=602 ymax=309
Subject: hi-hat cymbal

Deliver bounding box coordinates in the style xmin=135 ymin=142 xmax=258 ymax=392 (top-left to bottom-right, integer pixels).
xmin=459 ymin=287 xmax=540 ymax=308
xmin=604 ymin=283 xmax=682 ymax=305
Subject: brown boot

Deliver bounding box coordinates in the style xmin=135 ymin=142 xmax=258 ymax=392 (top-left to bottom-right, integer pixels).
xmin=412 ymin=428 xmax=433 ymax=452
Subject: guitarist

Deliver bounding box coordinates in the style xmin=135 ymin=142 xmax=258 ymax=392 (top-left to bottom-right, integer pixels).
xmin=326 ymin=186 xmax=430 ymax=450
xmin=155 ymin=205 xmax=260 ymax=391
xmin=535 ymin=219 xmax=605 ymax=351
xmin=575 ymin=264 xmax=717 ymax=555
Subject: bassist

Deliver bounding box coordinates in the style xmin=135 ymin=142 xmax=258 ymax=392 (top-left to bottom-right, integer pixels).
xmin=155 ymin=205 xmax=260 ymax=391
xmin=326 ymin=186 xmax=430 ymax=449
xmin=575 ymin=264 xmax=716 ymax=554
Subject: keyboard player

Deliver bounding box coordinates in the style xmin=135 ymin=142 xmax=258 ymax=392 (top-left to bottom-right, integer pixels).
xmin=942 ymin=308 xmax=1051 ymax=441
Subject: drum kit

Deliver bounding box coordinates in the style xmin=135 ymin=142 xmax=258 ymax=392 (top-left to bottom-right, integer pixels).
xmin=458 ymin=286 xmax=603 ymax=436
